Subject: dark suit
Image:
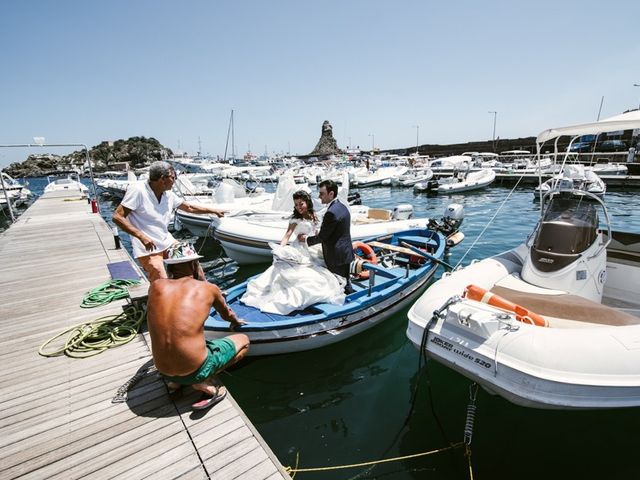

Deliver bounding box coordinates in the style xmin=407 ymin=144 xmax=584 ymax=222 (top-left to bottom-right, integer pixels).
xmin=307 ymin=199 xmax=354 ymax=280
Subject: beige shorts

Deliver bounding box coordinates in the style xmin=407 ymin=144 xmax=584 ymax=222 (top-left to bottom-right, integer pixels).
xmin=137 ymin=251 xmax=168 ymax=283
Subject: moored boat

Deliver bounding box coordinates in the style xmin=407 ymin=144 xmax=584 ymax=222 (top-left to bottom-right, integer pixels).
xmin=406 ymin=110 xmax=640 ymax=409
xmin=534 ymin=164 xmax=606 ymax=199
xmin=432 ymin=168 xmax=496 ymax=194
xmin=213 ymin=203 xmax=434 ymax=265
xmin=206 ymin=221 xmax=462 ymax=355
xmin=44 ymin=175 xmax=88 ymax=194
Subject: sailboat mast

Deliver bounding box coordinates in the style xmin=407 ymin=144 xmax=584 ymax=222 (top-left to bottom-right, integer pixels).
xmin=231 ymin=109 xmax=236 ymax=161
xmin=223 ymin=109 xmax=233 ymax=162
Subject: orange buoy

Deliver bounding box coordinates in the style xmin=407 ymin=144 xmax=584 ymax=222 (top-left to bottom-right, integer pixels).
xmin=464 ymin=284 xmax=548 ymax=327
xmin=352 ymin=241 xmax=378 ymax=279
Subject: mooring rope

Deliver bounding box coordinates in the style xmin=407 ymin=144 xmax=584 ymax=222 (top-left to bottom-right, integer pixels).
xmin=284 ymin=442 xmax=464 ymax=477
xmin=454 ymin=174 xmax=527 ymax=269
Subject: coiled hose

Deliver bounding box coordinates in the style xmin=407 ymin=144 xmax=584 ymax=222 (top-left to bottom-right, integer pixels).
xmin=80 ymin=279 xmax=141 ymax=308
xmin=39 ymin=305 xmax=145 ymax=358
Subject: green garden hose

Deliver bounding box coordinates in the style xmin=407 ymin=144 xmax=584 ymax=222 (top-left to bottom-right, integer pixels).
xmin=80 ymin=279 xmax=141 ymax=308
xmin=39 ymin=305 xmax=146 ymax=358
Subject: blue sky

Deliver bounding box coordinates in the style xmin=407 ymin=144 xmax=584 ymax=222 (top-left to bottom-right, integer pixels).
xmin=1 ymin=0 xmax=639 ymax=166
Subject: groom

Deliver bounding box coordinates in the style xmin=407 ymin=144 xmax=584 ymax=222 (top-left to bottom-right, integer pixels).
xmin=298 ymin=179 xmax=355 ymax=294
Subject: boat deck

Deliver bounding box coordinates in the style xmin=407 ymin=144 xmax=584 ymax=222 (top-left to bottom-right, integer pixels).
xmin=0 ymin=190 xmax=289 ymax=479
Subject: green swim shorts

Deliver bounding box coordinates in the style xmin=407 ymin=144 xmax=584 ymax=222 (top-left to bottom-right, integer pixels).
xmin=162 ymin=338 xmax=237 ymax=385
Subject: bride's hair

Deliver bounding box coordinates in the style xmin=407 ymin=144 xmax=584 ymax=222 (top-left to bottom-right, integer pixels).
xmin=292 ymin=190 xmax=317 ymax=222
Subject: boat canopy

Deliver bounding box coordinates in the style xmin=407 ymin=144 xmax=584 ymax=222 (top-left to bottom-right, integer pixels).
xmin=537 ymin=110 xmax=640 ymax=143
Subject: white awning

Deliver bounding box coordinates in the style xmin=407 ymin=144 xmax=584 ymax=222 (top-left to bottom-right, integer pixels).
xmin=536 ymin=110 xmax=640 ymax=144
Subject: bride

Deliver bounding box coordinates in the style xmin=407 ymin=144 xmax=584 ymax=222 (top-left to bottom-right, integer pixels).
xmin=240 ymin=190 xmax=346 ymax=315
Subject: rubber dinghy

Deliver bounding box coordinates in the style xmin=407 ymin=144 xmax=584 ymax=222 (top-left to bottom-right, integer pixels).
xmin=407 ymin=110 xmax=640 ymax=409
xmin=435 ymin=168 xmax=496 ymax=194
xmin=205 ymin=209 xmax=464 ymax=355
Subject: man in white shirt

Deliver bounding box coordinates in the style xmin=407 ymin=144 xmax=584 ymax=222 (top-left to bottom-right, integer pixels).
xmin=113 ymin=161 xmax=225 ymax=282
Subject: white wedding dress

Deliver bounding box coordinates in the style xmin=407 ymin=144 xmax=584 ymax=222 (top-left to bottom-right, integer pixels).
xmin=240 ymin=218 xmax=346 ymax=315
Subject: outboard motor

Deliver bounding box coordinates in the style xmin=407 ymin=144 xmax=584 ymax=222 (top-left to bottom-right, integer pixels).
xmin=443 ymin=203 xmax=464 ymax=231
xmin=391 ymin=204 xmax=414 ymax=220
xmin=521 ymin=194 xmax=606 ymax=302
xmin=428 ymin=203 xmax=465 ymax=247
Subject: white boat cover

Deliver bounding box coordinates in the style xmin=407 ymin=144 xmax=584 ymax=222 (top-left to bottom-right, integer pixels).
xmin=537 ymin=110 xmax=640 ymax=143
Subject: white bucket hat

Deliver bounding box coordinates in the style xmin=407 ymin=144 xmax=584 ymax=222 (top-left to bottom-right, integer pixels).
xmin=163 ymin=242 xmax=203 ymax=264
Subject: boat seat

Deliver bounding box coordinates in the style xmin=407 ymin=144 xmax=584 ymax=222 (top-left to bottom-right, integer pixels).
xmin=367 ymin=241 xmax=416 ymax=256
xmin=491 ymin=285 xmax=640 ymax=327
xmin=367 ymin=208 xmax=392 ymax=221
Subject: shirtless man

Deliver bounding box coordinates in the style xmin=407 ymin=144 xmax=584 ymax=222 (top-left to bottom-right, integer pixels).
xmin=147 ymin=274 xmax=249 ymax=410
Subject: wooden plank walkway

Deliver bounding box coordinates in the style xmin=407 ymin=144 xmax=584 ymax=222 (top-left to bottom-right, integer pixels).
xmin=0 ymin=190 xmax=289 ymax=480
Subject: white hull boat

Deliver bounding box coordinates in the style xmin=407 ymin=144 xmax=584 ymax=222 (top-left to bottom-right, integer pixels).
xmin=391 ymin=169 xmax=434 ymax=187
xmin=587 ymin=163 xmax=627 ymax=176
xmin=44 ymin=176 xmax=88 ymax=194
xmin=535 ymin=164 xmax=606 ymax=198
xmin=407 ymin=110 xmax=640 ymax=409
xmin=0 ymin=173 xmax=31 ymax=207
xmin=175 ymin=176 xmax=303 ymax=237
xmin=428 ymin=155 xmax=470 ymax=174
xmin=353 ymin=166 xmax=408 ymax=187
xmin=436 ymin=168 xmax=496 ymax=193
xmin=213 ymin=206 xmax=434 ymax=265
xmin=96 ymin=171 xmax=138 ymax=199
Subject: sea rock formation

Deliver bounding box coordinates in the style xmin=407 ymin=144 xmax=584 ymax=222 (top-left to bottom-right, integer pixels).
xmin=3 ymin=136 xmax=172 ymax=177
xmin=309 ymin=120 xmax=342 ymax=156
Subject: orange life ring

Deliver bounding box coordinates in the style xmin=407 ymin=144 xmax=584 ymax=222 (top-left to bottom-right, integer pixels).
xmin=464 ymin=284 xmax=548 ymax=327
xmin=352 ymin=241 xmax=378 ymax=279
xmin=408 ymin=248 xmax=428 ymax=265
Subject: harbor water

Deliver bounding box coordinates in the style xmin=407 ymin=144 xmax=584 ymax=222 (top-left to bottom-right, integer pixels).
xmin=6 ymin=177 xmax=640 ymax=479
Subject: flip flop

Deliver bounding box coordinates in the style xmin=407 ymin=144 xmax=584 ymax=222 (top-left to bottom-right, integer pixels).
xmin=192 ymin=384 xmax=227 ymax=410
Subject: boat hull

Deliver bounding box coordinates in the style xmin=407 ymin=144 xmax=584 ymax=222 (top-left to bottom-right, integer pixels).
xmin=406 ymin=237 xmax=640 ymax=410
xmin=209 ymin=272 xmax=433 ymax=355
xmin=409 ymin=321 xmax=640 ymax=409
xmin=207 ymin=227 xmax=449 ymax=355
xmin=436 ymin=170 xmax=496 ymax=193
xmin=214 ymin=217 xmax=432 ymax=265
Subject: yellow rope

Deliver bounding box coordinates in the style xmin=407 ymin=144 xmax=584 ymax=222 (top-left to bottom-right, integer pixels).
xmin=284 ymin=442 xmax=464 ymax=475
xmin=465 ymin=444 xmax=474 ymax=480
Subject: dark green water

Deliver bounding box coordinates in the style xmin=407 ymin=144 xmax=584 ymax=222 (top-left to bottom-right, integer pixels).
xmin=10 ymin=178 xmax=640 ymax=479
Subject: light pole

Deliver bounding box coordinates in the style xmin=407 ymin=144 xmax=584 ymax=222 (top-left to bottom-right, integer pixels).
xmin=0 ymin=141 xmax=100 ymax=215
xmin=368 ymin=134 xmax=375 ymax=151
xmin=634 ymin=84 xmax=640 ymax=110
xmin=413 ymin=125 xmax=420 ymax=155
xmin=488 ymin=111 xmax=497 ymax=152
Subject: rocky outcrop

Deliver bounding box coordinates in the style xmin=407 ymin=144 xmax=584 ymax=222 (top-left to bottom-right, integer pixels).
xmin=309 ymin=120 xmax=342 ymax=157
xmin=4 ymin=136 xmax=173 ymax=177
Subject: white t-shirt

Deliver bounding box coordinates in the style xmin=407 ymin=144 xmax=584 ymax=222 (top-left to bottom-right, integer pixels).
xmin=121 ymin=181 xmax=184 ymax=258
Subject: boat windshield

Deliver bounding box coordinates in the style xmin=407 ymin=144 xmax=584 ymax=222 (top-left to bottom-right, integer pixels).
xmin=530 ymin=196 xmax=599 ymax=272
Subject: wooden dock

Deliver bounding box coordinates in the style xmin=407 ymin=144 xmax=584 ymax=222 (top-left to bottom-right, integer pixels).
xmin=0 ymin=190 xmax=290 ymax=479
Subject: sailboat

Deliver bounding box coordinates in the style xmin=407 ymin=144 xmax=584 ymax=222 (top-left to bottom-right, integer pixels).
xmin=224 ymin=109 xmax=237 ymax=164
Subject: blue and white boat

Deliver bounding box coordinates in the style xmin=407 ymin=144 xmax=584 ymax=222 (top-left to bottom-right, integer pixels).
xmin=205 ymin=210 xmax=464 ymax=355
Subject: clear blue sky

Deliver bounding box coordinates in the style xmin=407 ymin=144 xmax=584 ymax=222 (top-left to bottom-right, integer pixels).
xmin=1 ymin=0 xmax=639 ymax=166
